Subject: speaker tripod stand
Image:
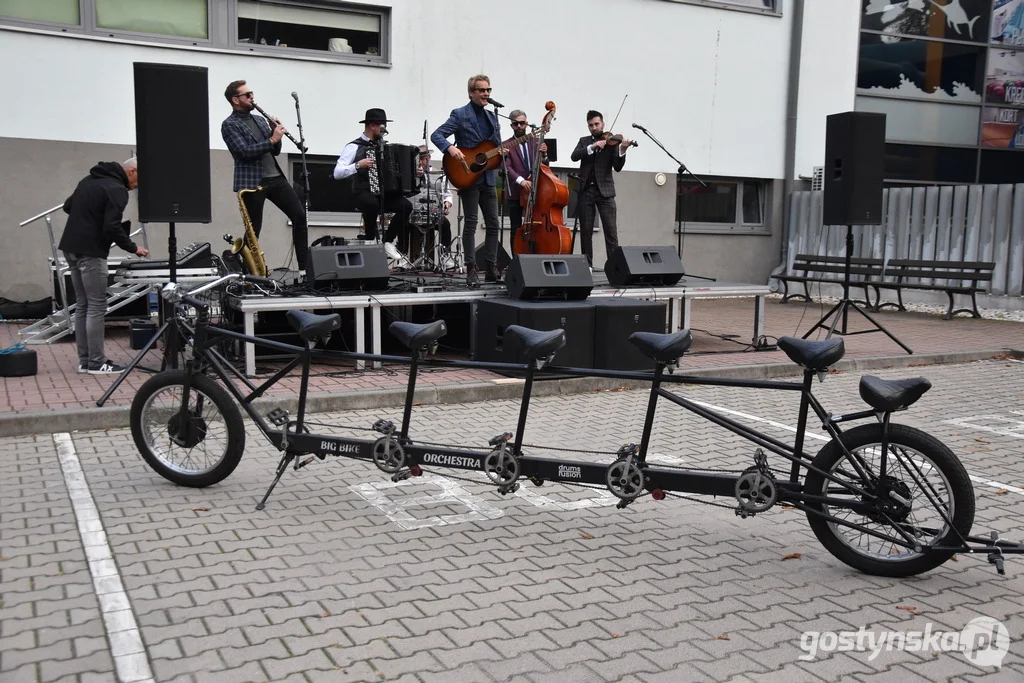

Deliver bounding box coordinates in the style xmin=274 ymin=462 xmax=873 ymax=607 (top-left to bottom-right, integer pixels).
xmin=801 ymin=225 xmax=912 ymax=354
xmin=96 ymin=222 xmax=184 ymax=407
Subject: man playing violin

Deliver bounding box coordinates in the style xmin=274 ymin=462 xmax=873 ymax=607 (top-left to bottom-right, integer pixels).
xmin=221 ymin=80 xmax=309 ymax=271
xmin=502 ymin=109 xmax=548 ymax=250
xmin=430 ymin=74 xmax=503 ymax=286
xmin=570 ymin=110 xmax=632 ymax=269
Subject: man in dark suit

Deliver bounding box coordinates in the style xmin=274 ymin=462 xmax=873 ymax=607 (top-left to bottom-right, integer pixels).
xmin=430 ymin=74 xmax=503 ymax=286
xmin=503 ymin=109 xmax=548 ymax=251
xmin=571 ymin=110 xmax=632 ymax=269
xmin=221 ymin=79 xmax=308 ymax=271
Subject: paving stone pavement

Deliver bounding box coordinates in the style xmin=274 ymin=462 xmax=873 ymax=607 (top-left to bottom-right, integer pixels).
xmin=2 ymin=359 xmax=1024 ymax=682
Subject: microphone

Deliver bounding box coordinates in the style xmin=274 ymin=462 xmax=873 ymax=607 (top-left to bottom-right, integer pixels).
xmin=380 ymin=124 xmax=389 ymax=136
xmin=488 ymin=97 xmax=505 ymax=109
xmin=291 ymin=91 xmax=299 ymax=103
xmin=632 ymin=122 xmax=648 ymax=132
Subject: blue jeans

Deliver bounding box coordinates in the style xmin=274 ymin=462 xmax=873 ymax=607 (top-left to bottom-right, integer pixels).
xmin=64 ymin=252 xmax=109 ymax=368
xmin=459 ymin=182 xmax=500 ymax=268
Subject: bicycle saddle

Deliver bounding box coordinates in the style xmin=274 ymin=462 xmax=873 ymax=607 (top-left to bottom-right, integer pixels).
xmin=777 ymin=336 xmax=845 ymax=371
xmin=286 ymin=310 xmax=342 ymax=342
xmin=504 ymin=325 xmax=565 ymax=361
xmin=859 ymin=375 xmax=931 ymax=412
xmin=389 ymin=320 xmax=447 ymax=350
xmin=629 ymin=329 xmax=693 ymax=364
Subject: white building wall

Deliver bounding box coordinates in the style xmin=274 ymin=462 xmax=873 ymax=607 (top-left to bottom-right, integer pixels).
xmin=0 ymin=0 xmax=860 ymax=299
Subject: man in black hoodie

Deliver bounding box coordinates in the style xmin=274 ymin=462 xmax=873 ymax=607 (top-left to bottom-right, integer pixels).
xmin=58 ymin=158 xmax=149 ymax=374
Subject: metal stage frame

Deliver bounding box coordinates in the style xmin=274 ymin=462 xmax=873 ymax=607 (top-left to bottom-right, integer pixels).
xmin=226 ymin=281 xmax=768 ymax=377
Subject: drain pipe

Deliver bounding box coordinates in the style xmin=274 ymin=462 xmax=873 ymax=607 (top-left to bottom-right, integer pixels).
xmin=776 ymin=0 xmax=805 ymax=285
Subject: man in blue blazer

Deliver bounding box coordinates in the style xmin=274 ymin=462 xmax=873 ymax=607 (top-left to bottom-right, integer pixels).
xmin=431 ymin=74 xmax=503 ymax=286
xmin=221 ymin=79 xmax=308 ymax=271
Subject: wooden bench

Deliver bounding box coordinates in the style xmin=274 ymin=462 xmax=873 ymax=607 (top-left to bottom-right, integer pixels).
xmin=776 ymin=254 xmax=883 ymax=306
xmin=868 ymin=259 xmax=996 ymax=320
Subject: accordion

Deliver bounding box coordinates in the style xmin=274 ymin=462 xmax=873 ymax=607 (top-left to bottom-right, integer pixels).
xmin=367 ymin=143 xmax=418 ymax=197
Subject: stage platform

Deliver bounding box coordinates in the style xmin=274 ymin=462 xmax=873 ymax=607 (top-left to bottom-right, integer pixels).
xmin=226 ymin=271 xmax=768 ymax=376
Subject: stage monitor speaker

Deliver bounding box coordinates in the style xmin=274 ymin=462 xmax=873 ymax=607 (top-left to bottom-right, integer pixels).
xmin=475 ymin=243 xmax=512 ymax=271
xmin=823 ymin=111 xmax=885 ymax=226
xmin=475 ymin=299 xmax=594 ymax=368
xmin=605 ymin=246 xmax=684 ymax=287
xmin=591 ymin=298 xmax=667 ymax=371
xmin=134 ymin=62 xmax=211 ymax=223
xmin=307 ymin=244 xmax=390 ymax=290
xmin=505 ymin=254 xmax=593 ymax=300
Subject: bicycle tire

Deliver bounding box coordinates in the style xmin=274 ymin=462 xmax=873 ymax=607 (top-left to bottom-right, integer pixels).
xmin=130 ymin=370 xmax=245 ymax=487
xmin=804 ymin=423 xmax=974 ymax=577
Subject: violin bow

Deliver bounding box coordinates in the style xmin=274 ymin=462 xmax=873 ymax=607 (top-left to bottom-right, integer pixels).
xmin=609 ymin=93 xmax=628 ymax=131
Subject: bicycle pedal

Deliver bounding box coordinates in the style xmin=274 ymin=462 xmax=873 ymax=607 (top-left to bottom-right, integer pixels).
xmin=498 ymin=483 xmax=520 ymax=496
xmin=391 ymin=469 xmax=411 ymax=483
xmin=615 ymin=498 xmax=633 ymax=510
xmin=267 ymin=408 xmax=290 ymax=427
xmin=373 ymin=419 xmax=396 ymax=435
xmin=615 ymin=442 xmax=639 ymax=458
xmin=488 ymin=432 xmax=513 ymax=447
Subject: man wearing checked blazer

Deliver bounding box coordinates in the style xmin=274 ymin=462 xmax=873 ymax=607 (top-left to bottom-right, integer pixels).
xmin=431 ymin=73 xmax=503 ymax=287
xmin=571 ymin=110 xmax=632 ymax=269
xmin=221 ymin=79 xmax=308 ymax=271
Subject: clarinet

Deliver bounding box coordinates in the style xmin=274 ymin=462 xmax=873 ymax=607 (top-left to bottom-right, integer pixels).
xmin=252 ymin=101 xmax=306 ymax=152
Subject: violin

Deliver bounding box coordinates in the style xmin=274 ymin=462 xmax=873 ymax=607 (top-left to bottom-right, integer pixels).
xmin=512 ymin=102 xmax=572 ymax=257
xmin=596 ymin=131 xmax=638 ymax=148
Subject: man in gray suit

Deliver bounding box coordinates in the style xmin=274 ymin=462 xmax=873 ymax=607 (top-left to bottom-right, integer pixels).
xmin=571 ymin=110 xmax=632 ymax=269
xmin=431 ymin=74 xmax=503 ymax=287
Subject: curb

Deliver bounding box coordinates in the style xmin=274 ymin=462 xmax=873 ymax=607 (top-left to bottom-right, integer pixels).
xmin=1 ymin=347 xmax=1018 ymax=438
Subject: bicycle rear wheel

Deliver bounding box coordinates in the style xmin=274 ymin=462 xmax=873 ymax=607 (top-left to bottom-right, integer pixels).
xmin=804 ymin=423 xmax=974 ymax=577
xmin=130 ymin=370 xmax=245 ymax=487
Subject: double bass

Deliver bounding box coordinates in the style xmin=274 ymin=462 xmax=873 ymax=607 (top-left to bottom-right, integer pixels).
xmin=512 ymin=102 xmax=572 ymax=256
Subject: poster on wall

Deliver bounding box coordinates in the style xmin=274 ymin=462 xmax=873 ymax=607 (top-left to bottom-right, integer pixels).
xmin=982 ymin=46 xmax=1024 ymax=146
xmin=858 ymin=33 xmax=985 ymax=101
xmin=863 ymin=0 xmax=991 ymax=43
xmin=992 ymin=0 xmax=1024 ymax=46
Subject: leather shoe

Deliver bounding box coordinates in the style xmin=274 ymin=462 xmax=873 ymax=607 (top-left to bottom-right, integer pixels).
xmin=466 ymin=266 xmax=480 ymax=288
xmin=485 ymin=264 xmax=503 ymax=283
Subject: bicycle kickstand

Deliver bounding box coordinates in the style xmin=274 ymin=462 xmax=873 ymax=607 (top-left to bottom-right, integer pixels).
xmin=256 ymin=452 xmax=295 ymax=511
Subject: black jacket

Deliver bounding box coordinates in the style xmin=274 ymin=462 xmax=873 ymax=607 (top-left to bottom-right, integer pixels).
xmin=571 ymin=136 xmax=627 ymax=198
xmin=58 ymin=162 xmax=137 ymax=258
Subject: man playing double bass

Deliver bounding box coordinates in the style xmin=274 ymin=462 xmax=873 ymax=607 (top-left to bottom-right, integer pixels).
xmin=503 ymin=109 xmax=548 ymax=252
xmin=571 ymin=110 xmax=632 ymax=269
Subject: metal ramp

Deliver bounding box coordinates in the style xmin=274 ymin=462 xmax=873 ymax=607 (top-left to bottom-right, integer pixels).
xmin=18 ymin=281 xmax=152 ymax=344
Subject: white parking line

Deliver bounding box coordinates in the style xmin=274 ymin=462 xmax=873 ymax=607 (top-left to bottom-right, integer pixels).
xmin=53 ymin=433 xmax=154 ymax=683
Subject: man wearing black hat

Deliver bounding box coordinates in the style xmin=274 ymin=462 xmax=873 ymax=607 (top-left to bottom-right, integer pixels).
xmin=333 ymin=108 xmax=413 ymax=258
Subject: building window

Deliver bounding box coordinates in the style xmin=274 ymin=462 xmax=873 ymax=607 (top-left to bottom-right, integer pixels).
xmin=96 ymin=0 xmax=208 ymax=39
xmin=291 ymin=154 xmax=361 ymax=223
xmin=675 ymin=179 xmax=766 ymax=232
xmin=236 ymin=0 xmax=386 ymax=60
xmin=857 ymin=95 xmax=982 ymax=145
xmin=858 ymin=32 xmax=986 ymax=102
xmin=862 ymin=0 xmax=991 ymax=43
xmin=658 ymin=0 xmax=779 ymax=12
xmin=0 ymin=0 xmax=79 ymax=25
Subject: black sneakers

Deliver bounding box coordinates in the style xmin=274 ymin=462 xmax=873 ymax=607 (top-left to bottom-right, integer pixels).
xmin=88 ymin=361 xmax=127 ymax=375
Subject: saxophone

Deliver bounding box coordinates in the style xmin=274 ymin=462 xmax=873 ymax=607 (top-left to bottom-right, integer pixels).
xmin=225 ymin=187 xmax=268 ymax=277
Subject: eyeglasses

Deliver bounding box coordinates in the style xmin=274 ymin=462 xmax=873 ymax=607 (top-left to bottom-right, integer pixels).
xmin=474 ymin=87 xmax=492 ymax=93
xmin=510 ymin=121 xmax=527 ymax=127
xmin=235 ymin=91 xmax=254 ymax=99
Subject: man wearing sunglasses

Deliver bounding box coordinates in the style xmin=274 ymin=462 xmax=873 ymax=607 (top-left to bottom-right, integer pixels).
xmin=502 ymin=109 xmax=549 ymax=250
xmin=221 ymin=79 xmax=309 ymax=272
xmin=430 ymin=74 xmax=503 ymax=286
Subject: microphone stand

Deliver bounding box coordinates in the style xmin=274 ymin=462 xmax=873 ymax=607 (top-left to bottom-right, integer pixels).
xmin=567 ymin=173 xmax=582 ymax=253
xmin=632 ymin=123 xmax=706 ymax=270
xmin=492 ymin=101 xmax=510 ymax=271
xmin=292 ymin=92 xmax=311 ymax=272
xmin=419 ymin=120 xmax=436 ymax=271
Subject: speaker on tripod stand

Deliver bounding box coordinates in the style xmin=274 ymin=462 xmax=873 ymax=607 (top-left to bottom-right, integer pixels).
xmin=802 ymin=111 xmax=911 ymax=354
xmin=98 ymin=63 xmax=213 ymax=406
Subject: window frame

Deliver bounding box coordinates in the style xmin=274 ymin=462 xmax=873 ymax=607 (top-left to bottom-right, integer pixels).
xmin=674 ymin=177 xmax=770 ymax=235
xmin=0 ymin=0 xmax=392 ymax=66
xmin=657 ymin=0 xmax=782 ymax=17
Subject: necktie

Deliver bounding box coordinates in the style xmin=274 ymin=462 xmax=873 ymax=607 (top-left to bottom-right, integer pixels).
xmin=522 ymin=142 xmax=530 ymax=169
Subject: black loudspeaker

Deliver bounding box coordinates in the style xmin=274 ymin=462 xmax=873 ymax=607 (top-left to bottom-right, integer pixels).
xmin=823 ymin=111 xmax=885 ymax=226
xmin=134 ymin=63 xmax=211 ymax=223
xmin=475 ymin=299 xmax=594 ymax=368
xmin=605 ymin=246 xmax=684 ymax=287
xmin=307 ymin=244 xmax=390 ymax=290
xmin=591 ymin=298 xmax=667 ymax=371
xmin=505 ymin=254 xmax=593 ymax=300
xmin=475 ymin=243 xmax=512 ymax=271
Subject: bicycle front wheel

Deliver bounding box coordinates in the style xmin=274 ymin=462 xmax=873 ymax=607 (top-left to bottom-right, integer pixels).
xmin=130 ymin=370 xmax=245 ymax=488
xmin=804 ymin=423 xmax=974 ymax=577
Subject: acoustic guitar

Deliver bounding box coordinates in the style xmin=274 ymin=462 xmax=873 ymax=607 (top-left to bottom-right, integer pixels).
xmin=442 ymin=126 xmax=550 ymax=190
